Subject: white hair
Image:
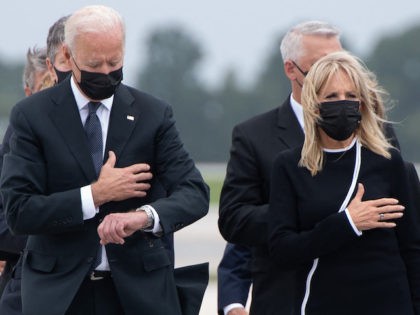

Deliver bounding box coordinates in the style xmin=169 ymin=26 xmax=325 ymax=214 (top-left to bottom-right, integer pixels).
xmin=280 ymin=20 xmax=340 ymax=62
xmin=64 ymin=5 xmax=125 ymax=54
xmin=23 ymin=46 xmax=47 ymax=90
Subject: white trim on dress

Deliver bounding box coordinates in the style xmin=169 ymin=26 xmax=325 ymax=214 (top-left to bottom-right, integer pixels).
xmin=300 ymin=139 xmax=361 ymax=315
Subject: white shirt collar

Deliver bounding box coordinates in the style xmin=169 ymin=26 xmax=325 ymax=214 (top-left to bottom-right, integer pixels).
xmin=70 ymin=75 xmax=113 ymax=111
xmin=290 ymin=94 xmax=304 ymax=131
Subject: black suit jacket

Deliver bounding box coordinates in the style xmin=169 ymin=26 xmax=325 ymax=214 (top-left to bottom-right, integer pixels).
xmin=0 ymin=78 xmax=209 ymax=315
xmin=0 ymin=126 xmax=27 ymax=259
xmin=0 ymin=126 xmax=26 ymax=302
xmin=0 ymin=125 xmax=173 ymax=314
xmin=218 ymin=98 xmax=303 ymax=314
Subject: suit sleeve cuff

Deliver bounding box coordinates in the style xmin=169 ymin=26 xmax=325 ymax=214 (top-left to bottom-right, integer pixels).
xmin=344 ymin=208 xmax=362 ymax=236
xmin=224 ymin=303 xmax=245 ymax=315
xmin=81 ymin=185 xmax=98 ymax=220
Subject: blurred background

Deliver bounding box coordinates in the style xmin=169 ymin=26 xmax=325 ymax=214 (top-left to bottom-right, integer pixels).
xmin=2 ymin=1 xmax=420 ymax=313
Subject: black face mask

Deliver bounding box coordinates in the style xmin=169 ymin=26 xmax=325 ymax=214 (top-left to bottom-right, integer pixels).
xmin=318 ymin=100 xmax=361 ymax=141
xmin=72 ymin=57 xmax=123 ymax=100
xmin=54 ymin=67 xmax=71 ymax=84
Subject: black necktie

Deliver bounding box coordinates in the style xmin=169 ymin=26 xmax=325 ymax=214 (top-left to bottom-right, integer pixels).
xmin=84 ymin=102 xmax=103 ymax=177
xmin=84 ymin=102 xmax=103 ymax=269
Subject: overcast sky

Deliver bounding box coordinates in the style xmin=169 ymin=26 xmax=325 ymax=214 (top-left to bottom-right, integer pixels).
xmin=2 ymin=1 xmax=420 ymax=86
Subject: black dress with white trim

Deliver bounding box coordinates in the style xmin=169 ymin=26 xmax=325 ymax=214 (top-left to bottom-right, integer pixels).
xmin=268 ymin=140 xmax=420 ymax=315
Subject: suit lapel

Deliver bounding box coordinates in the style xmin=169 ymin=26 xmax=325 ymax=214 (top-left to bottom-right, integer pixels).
xmin=276 ymin=97 xmax=305 ymax=149
xmin=104 ymin=85 xmax=139 ymax=161
xmin=48 ymin=78 xmax=96 ymax=181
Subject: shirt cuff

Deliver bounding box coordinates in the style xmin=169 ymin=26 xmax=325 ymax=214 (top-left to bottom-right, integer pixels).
xmin=80 ymin=185 xmax=98 ymax=220
xmin=344 ymin=208 xmax=362 ymax=236
xmin=224 ymin=303 xmax=245 ymax=315
xmin=139 ymin=205 xmax=162 ymax=234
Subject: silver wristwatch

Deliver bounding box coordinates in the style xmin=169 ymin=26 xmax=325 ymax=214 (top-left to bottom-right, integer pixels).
xmin=136 ymin=205 xmax=155 ymax=230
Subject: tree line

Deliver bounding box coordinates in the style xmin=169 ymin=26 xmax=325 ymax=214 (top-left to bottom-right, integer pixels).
xmin=1 ymin=23 xmax=420 ymax=162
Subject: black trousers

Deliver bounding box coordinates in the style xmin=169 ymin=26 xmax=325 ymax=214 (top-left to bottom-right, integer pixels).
xmin=65 ymin=275 xmax=124 ymax=315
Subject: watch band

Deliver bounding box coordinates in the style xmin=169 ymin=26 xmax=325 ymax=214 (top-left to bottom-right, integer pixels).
xmin=136 ymin=205 xmax=155 ymax=230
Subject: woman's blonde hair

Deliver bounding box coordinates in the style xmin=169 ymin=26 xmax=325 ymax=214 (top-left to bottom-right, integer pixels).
xmin=300 ymin=51 xmax=392 ymax=175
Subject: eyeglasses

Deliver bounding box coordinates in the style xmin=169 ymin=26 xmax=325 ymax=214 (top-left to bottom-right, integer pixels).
xmin=292 ymin=61 xmax=308 ymax=76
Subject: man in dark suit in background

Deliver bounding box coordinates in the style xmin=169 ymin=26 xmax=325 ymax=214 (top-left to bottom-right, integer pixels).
xmin=45 ymin=15 xmax=71 ymax=85
xmin=1 ymin=5 xmax=208 ymax=315
xmin=0 ymin=16 xmax=71 ymax=315
xmin=217 ymin=21 xmax=343 ymax=315
xmin=217 ymin=243 xmax=252 ymax=314
xmin=0 ymin=45 xmax=51 ymax=295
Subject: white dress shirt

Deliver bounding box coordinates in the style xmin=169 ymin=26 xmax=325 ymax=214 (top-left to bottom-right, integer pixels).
xmin=290 ymin=93 xmax=304 ymax=131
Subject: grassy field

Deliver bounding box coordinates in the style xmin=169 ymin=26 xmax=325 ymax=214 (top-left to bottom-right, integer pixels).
xmin=197 ymin=163 xmax=226 ymax=206
xmin=204 ymin=177 xmax=224 ymax=206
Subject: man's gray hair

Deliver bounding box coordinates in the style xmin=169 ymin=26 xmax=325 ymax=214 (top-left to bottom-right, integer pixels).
xmin=64 ymin=5 xmax=125 ymax=55
xmin=46 ymin=15 xmax=70 ymax=64
xmin=23 ymin=46 xmax=47 ymax=90
xmin=280 ymin=20 xmax=340 ymax=62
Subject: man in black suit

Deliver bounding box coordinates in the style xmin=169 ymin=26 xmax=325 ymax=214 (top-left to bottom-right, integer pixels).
xmin=0 ymin=16 xmax=71 ymax=315
xmin=0 ymin=5 xmax=208 ymax=315
xmin=217 ymin=243 xmax=252 ymax=314
xmin=217 ymin=21 xmax=343 ymax=315
xmin=0 ymin=45 xmax=50 ymax=295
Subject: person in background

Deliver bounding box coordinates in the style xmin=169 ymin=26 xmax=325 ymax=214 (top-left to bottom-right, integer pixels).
xmin=217 ymin=21 xmax=400 ymax=315
xmin=0 ymin=5 xmax=208 ymax=315
xmin=0 ymin=47 xmax=48 ymax=291
xmin=45 ymin=15 xmax=71 ymax=84
xmin=268 ymin=50 xmax=420 ymax=315
xmin=217 ymin=21 xmax=343 ymax=315
xmin=22 ymin=46 xmax=50 ymax=96
xmin=0 ymin=16 xmax=72 ymax=315
xmin=0 ymin=47 xmax=53 ymax=313
xmin=0 ymin=14 xmax=72 ymax=188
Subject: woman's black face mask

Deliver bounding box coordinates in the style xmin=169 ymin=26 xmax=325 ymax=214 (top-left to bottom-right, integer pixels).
xmin=318 ymin=100 xmax=361 ymax=141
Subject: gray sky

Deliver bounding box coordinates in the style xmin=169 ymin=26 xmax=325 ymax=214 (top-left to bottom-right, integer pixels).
xmin=2 ymin=0 xmax=420 ymax=86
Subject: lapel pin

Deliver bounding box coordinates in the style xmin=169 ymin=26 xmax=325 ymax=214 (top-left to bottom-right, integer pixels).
xmin=127 ymin=115 xmax=134 ymax=121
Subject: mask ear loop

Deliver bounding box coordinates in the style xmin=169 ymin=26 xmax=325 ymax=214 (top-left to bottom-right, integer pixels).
xmin=292 ymin=61 xmax=307 ymax=88
xmin=292 ymin=61 xmax=308 ymax=76
xmin=65 ymin=50 xmax=80 ymax=81
xmin=70 ymin=53 xmax=82 ymax=73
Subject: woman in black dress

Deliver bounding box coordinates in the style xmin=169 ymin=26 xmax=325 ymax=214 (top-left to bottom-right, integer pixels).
xmin=268 ymin=51 xmax=420 ymax=315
